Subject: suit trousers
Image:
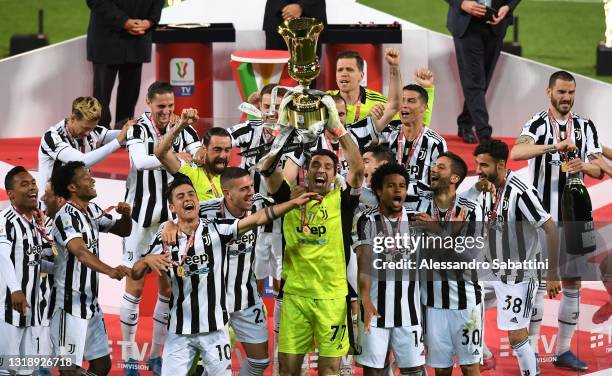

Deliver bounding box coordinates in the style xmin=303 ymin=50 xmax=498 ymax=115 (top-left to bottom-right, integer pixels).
xmin=93 ymin=63 xmax=142 ymax=129
xmin=453 ymin=21 xmax=504 ymax=139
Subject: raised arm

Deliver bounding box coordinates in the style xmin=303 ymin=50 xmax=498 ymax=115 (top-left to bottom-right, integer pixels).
xmin=372 ymin=48 xmax=402 ymax=132
xmin=154 ymin=109 xmax=198 ymax=175
xmin=237 ymin=192 xmax=321 ymax=235
xmin=108 ymin=202 xmax=133 ymax=237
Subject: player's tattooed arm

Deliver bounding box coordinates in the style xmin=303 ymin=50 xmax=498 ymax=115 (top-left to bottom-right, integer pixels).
xmin=511 ymin=135 xmax=563 ymax=161
xmin=589 ymin=152 xmax=612 ymax=178
xmin=237 ymin=192 xmax=322 ymax=235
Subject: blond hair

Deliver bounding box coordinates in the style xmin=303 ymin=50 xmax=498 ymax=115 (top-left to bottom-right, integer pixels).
xmin=71 ymin=97 xmax=101 ymax=121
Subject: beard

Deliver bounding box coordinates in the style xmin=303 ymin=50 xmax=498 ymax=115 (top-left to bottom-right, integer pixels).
xmin=552 ymin=96 xmax=573 ymax=115
xmin=480 ymin=170 xmax=498 ymax=184
xmin=207 ymin=157 xmax=228 ymax=175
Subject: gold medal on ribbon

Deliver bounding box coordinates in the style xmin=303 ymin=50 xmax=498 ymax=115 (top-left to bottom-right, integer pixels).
xmin=40 ymin=272 xmax=48 ymax=279
xmin=302 ymin=226 xmax=311 ymax=235
xmin=51 ymin=244 xmax=58 ymax=256
xmin=561 ymin=161 xmax=567 ymax=172
xmin=176 ymin=266 xmax=185 ymax=277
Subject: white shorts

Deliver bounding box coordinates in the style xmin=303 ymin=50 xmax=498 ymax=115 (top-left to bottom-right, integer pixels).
xmin=229 ymin=303 xmax=269 ymax=344
xmin=254 ymin=232 xmax=283 ymax=280
xmin=162 ymin=326 xmax=231 ymax=375
xmin=122 ymin=221 xmax=158 ymax=267
xmin=491 ymin=279 xmax=538 ymax=331
xmin=50 ymin=309 xmax=110 ymax=367
xmin=425 ymin=305 xmax=484 ymax=368
xmin=0 ymin=321 xmax=40 ymax=375
xmin=355 ymin=322 xmax=425 ymax=369
xmin=30 ymin=325 xmax=53 ymax=357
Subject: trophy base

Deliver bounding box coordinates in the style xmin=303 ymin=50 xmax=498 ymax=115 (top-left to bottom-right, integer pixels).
xmin=286 ymin=98 xmax=328 ymax=130
xmin=597 ymin=43 xmax=612 ymax=76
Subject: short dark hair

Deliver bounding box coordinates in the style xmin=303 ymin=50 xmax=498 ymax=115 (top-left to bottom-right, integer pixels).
xmin=473 ymin=140 xmax=509 ymax=162
xmin=221 ymin=167 xmax=250 ymax=189
xmin=260 ymin=84 xmax=288 ymax=99
xmin=166 ymin=175 xmax=195 ymax=203
xmin=336 ymin=50 xmax=364 ymax=72
xmin=549 ymin=71 xmax=576 ymax=88
xmin=203 ymin=127 xmax=231 ymax=146
xmin=51 ymin=161 xmax=86 ymax=199
xmin=362 ymin=144 xmax=394 ymax=164
xmin=330 ymin=94 xmax=346 ymax=108
xmin=307 ymin=149 xmax=339 ymax=173
xmin=403 ymin=84 xmax=429 ymax=105
xmin=5 ymin=166 xmax=28 ymax=191
xmin=147 ymin=81 xmax=174 ymax=101
xmin=370 ymin=163 xmax=410 ymax=199
xmin=438 ymin=151 xmax=468 ymax=187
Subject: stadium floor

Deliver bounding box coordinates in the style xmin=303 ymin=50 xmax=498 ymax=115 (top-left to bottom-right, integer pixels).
xmin=0 ymin=135 xmax=610 ymax=375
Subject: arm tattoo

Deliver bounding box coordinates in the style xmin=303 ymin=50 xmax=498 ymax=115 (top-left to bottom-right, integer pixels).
xmin=515 ymin=135 xmax=534 ymax=145
xmin=544 ymin=145 xmax=558 ymax=154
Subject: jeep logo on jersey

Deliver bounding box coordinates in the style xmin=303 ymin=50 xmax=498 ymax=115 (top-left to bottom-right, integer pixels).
xmin=183 ymin=253 xmax=208 ymax=266
xmin=230 ymin=231 xmax=256 ymax=247
xmin=296 ymin=225 xmax=327 ymax=236
xmin=407 ymin=165 xmax=420 ymax=175
xmin=25 ymin=243 xmax=43 ymax=256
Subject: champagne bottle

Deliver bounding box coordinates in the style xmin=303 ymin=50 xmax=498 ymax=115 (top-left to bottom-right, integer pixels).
xmin=560 ymin=147 xmax=596 ymax=255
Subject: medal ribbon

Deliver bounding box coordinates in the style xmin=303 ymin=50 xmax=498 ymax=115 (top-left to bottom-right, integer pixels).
xmin=64 ymin=121 xmax=85 ymax=153
xmin=487 ymin=171 xmax=510 ymax=226
xmin=547 ymin=109 xmax=573 ymax=163
xmin=396 ymin=126 xmax=424 ymax=166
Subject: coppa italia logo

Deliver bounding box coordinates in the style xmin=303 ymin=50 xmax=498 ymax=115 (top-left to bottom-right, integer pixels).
xmin=169 ymin=58 xmax=195 ymax=97
xmin=175 ymin=61 xmax=188 ymax=78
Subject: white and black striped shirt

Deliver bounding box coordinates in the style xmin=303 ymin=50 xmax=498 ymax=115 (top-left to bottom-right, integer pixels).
xmin=38 ymin=119 xmax=119 ymax=196
xmin=354 ymin=207 xmax=421 ymax=328
xmin=52 ymin=202 xmax=116 ymax=319
xmin=520 ymin=111 xmax=602 ymax=221
xmin=229 ymin=120 xmax=283 ymax=234
xmin=466 ymin=171 xmax=551 ymax=284
xmin=125 ymin=112 xmax=201 ymax=228
xmin=37 ymin=216 xmax=55 ymax=326
xmin=199 ymin=195 xmax=273 ymax=312
xmin=378 ymin=122 xmax=447 ymax=202
xmin=0 ymin=207 xmax=44 ymax=327
xmin=414 ymin=193 xmax=484 ymax=310
xmin=145 ymin=218 xmax=238 ymax=335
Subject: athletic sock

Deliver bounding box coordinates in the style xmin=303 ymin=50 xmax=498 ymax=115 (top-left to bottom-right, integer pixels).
xmin=150 ymin=294 xmax=170 ymax=359
xmin=555 ymin=288 xmax=579 ymax=355
xmin=512 ymin=338 xmax=537 ymax=376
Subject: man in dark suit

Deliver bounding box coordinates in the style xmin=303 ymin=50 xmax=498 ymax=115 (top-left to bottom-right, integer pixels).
xmin=87 ymin=0 xmax=164 ymax=129
xmin=446 ymin=0 xmax=520 ymax=144
xmin=263 ymin=0 xmax=327 ymax=50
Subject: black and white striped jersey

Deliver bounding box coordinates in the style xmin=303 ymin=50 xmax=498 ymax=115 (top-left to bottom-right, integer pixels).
xmin=378 ymin=122 xmax=447 ymax=201
xmin=0 ymin=207 xmax=44 ymax=327
xmin=52 ymin=202 xmax=116 ymax=319
xmin=198 ymin=195 xmax=274 ymax=312
xmin=467 ymin=170 xmax=551 ymax=284
xmin=519 ymin=111 xmax=602 ymax=221
xmin=414 ymin=192 xmax=484 ymax=310
xmin=37 ymin=216 xmax=56 ymax=326
xmin=354 ymin=206 xmax=421 ymax=328
xmin=38 ymin=119 xmax=118 ymax=196
xmin=145 ymin=218 xmax=238 ymax=335
xmin=125 ymin=112 xmax=201 ymax=228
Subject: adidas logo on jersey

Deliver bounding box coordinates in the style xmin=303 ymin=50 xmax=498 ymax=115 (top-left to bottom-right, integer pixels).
xmin=473 ymin=349 xmax=480 ymax=355
xmin=510 ymin=317 xmax=519 ymax=323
